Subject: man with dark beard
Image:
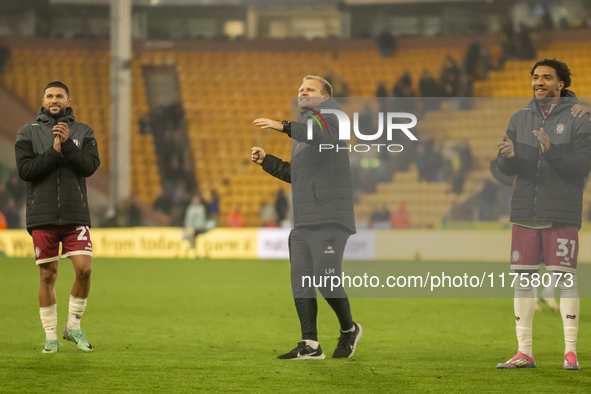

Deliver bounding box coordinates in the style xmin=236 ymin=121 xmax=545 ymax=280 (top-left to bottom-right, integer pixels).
xmin=15 ymin=81 xmax=100 ymax=353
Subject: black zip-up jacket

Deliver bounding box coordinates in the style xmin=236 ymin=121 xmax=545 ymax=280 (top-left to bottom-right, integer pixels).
xmin=261 ymin=99 xmax=356 ymax=233
xmin=498 ymin=96 xmax=591 ymax=227
xmin=15 ymin=107 xmax=100 ymax=233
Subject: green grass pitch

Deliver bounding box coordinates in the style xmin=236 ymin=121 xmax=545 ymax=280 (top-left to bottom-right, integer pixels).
xmin=0 ymin=257 xmax=589 ymax=392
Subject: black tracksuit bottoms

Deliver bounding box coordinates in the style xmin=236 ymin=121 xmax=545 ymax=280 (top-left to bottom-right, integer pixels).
xmin=288 ymin=224 xmax=354 ymax=341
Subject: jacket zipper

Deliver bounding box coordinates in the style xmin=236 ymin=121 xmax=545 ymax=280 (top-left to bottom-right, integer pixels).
xmin=533 ymin=119 xmax=546 ymax=220
xmin=78 ymin=183 xmax=86 ymax=209
xmin=57 ymin=169 xmax=61 ymax=220
xmin=30 ymin=185 xmax=36 ymax=214
xmin=311 ymin=180 xmax=319 ymax=205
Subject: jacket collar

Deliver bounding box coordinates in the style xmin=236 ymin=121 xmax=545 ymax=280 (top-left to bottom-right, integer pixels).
xmin=36 ymin=106 xmax=76 ymax=127
xmin=527 ymin=95 xmax=576 ymax=117
xmin=299 ymin=98 xmax=341 ymax=117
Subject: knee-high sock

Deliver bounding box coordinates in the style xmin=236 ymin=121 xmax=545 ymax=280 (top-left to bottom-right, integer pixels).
xmin=67 ymin=295 xmax=87 ymax=330
xmin=558 ymin=273 xmax=579 ymax=355
xmin=541 ymin=273 xmax=558 ymax=300
xmin=514 ymin=273 xmax=535 ymax=356
xmin=40 ymin=304 xmax=58 ymax=340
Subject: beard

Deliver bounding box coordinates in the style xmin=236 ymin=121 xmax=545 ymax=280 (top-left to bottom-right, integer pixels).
xmin=45 ymin=106 xmax=67 ymax=119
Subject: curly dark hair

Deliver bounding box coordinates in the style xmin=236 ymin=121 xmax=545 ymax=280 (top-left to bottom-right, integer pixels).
xmin=530 ymin=58 xmax=572 ymax=90
xmin=43 ymin=80 xmax=70 ymax=98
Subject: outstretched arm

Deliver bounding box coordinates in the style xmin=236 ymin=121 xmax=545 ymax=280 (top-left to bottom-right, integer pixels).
xmin=251 ymin=146 xmax=291 ymax=183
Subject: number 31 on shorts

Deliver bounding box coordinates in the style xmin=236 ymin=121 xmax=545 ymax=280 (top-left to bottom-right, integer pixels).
xmin=556 ymin=238 xmax=576 ymax=258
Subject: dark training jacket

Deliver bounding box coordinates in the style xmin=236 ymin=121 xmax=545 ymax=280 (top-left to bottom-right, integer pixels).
xmin=15 ymin=107 xmax=100 ymax=233
xmin=261 ymin=98 xmax=356 ymax=233
xmin=498 ymin=96 xmax=591 ymax=227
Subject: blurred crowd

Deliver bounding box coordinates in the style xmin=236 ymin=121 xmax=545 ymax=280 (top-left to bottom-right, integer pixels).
xmin=0 ymin=172 xmax=26 ymax=229
xmin=3 ymin=1 xmax=590 ymax=231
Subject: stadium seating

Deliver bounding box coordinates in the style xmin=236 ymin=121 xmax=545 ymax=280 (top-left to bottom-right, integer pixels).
xmin=4 ymin=40 xmax=590 ymax=227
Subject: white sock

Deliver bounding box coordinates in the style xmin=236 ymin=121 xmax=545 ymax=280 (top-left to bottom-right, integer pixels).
xmin=40 ymin=304 xmax=58 ymax=341
xmin=514 ymin=276 xmax=535 ymax=357
xmin=67 ymin=295 xmax=87 ymax=330
xmin=541 ymin=274 xmax=558 ymax=300
xmin=559 ymin=274 xmax=579 ymax=355
xmin=304 ymin=339 xmax=319 ymax=349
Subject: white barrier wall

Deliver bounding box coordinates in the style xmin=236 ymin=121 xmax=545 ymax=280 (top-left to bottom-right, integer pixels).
xmin=1 ymin=227 xmax=590 ymax=263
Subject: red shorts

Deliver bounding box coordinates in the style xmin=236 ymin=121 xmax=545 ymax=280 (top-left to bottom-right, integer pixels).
xmin=510 ymin=224 xmax=578 ymax=273
xmin=31 ymin=225 xmax=93 ymax=265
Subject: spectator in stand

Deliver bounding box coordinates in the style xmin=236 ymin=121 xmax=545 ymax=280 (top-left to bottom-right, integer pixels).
xmin=376 ymin=28 xmax=396 ymax=57
xmin=393 ymin=71 xmax=416 ymax=114
xmin=274 ymin=188 xmax=288 ymax=225
xmin=449 ymin=141 xmax=472 ymax=194
xmin=390 ymin=203 xmax=411 ymax=229
xmin=419 ymin=70 xmax=439 ymax=97
xmin=541 ymin=3 xmax=555 ymax=30
xmin=0 ymin=180 xmax=9 ymax=209
xmin=431 ymin=145 xmax=445 ymax=182
xmin=0 ymin=210 xmax=7 ymax=229
xmin=184 ymin=195 xmax=207 ymax=244
xmin=325 ymin=72 xmax=349 ymax=97
xmin=500 ymin=13 xmax=515 ymax=66
xmin=376 ymin=82 xmax=388 ymax=98
xmin=463 ymin=42 xmax=481 ymax=82
xmin=441 ymin=55 xmax=461 ymax=97
xmin=7 ymin=172 xmax=26 ymax=207
xmin=478 ymin=178 xmax=498 ymax=221
xmin=164 ymin=152 xmax=185 ymax=193
xmin=2 ymin=198 xmax=20 ymax=228
xmin=204 ymin=189 xmax=219 ymax=222
xmin=376 ymin=81 xmax=390 ymax=114
xmin=139 ymin=113 xmax=153 ymax=135
xmin=332 ymin=74 xmax=349 ymax=98
xmin=459 ymin=141 xmax=473 ymax=173
xmin=393 ymin=71 xmax=415 ymax=98
xmin=170 ymin=180 xmax=191 ymax=226
xmin=0 ymin=45 xmax=9 ymax=74
xmin=370 ymin=205 xmax=390 ymax=229
xmin=559 ymin=9 xmax=571 ymax=29
xmin=125 ymin=194 xmax=142 ymax=227
xmin=515 ymin=24 xmax=536 ymax=61
xmin=419 ymin=70 xmax=440 ymax=111
xmin=479 ymin=45 xmax=491 ymax=80
xmin=153 ymin=186 xmax=173 ymax=215
xmin=227 ymin=207 xmax=245 ymax=228
xmin=259 ymin=200 xmax=278 ymax=227
xmin=415 ymin=141 xmax=431 ymax=182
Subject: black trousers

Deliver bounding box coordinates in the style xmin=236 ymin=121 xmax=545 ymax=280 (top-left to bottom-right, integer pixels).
xmin=288 ymin=225 xmax=354 ymax=341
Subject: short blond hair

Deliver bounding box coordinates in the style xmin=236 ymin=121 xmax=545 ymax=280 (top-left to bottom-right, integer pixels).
xmin=303 ymin=75 xmax=333 ymax=97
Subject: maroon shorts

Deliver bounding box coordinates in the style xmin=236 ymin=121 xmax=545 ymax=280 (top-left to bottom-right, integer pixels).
xmin=510 ymin=224 xmax=578 ymax=273
xmin=31 ymin=225 xmax=93 ymax=265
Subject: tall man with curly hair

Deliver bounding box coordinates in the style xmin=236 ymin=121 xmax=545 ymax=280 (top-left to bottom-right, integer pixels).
xmin=496 ymin=59 xmax=591 ymax=370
